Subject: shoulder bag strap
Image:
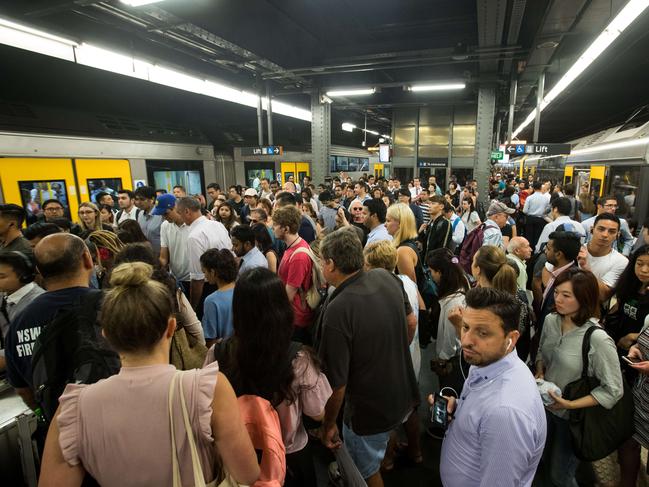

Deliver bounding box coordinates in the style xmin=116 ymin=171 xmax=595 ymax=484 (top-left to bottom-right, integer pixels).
xmin=580 ymin=325 xmax=599 ymax=379
xmin=169 ymin=371 xmax=211 ymax=487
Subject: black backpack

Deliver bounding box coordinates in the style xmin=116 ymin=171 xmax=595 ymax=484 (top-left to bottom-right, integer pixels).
xmin=31 ymin=290 xmax=121 ymax=422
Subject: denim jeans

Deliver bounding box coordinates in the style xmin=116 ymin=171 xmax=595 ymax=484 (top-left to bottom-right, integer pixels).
xmin=536 ymin=411 xmax=579 ymax=487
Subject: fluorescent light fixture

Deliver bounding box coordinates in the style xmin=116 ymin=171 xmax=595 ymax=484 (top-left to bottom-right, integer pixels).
xmin=365 ymin=129 xmax=380 ymax=136
xmin=342 ymin=123 xmax=356 ymax=132
xmin=513 ymin=0 xmax=649 ymax=138
xmin=120 ymin=0 xmax=165 ymax=6
xmin=326 ymin=88 xmax=375 ymax=97
xmin=0 ymin=17 xmax=77 ymax=61
xmin=0 ymin=16 xmax=312 ymax=123
xmin=409 ymin=83 xmax=465 ymax=92
xmin=571 ymin=136 xmax=649 ymax=155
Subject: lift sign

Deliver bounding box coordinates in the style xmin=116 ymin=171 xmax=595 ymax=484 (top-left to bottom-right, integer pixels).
xmin=505 ymin=143 xmax=571 ymax=156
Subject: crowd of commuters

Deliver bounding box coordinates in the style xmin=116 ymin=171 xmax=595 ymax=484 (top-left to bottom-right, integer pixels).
xmin=0 ymin=169 xmax=648 ymax=487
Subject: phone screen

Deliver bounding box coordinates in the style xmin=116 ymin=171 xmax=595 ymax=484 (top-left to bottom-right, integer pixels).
xmin=430 ymin=394 xmax=449 ymax=429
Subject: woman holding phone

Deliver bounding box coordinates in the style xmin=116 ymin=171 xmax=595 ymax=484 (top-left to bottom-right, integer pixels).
xmin=608 ymin=245 xmax=649 ymax=487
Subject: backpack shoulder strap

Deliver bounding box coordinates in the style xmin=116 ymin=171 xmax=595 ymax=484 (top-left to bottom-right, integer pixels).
xmin=116 ymin=209 xmax=124 ymax=222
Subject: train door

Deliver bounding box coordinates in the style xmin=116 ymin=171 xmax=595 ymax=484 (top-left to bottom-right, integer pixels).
xmin=589 ymin=165 xmax=606 ymax=197
xmin=374 ymin=163 xmax=384 ymax=178
xmin=281 ymin=162 xmax=310 ymax=187
xmin=0 ymin=158 xmax=79 ymax=223
xmin=243 ymin=161 xmax=275 ymax=190
xmin=563 ymin=166 xmax=574 ymax=186
xmin=74 ymin=159 xmax=132 ymax=203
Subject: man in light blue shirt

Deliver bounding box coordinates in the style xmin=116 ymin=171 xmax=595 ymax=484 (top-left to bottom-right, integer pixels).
xmin=362 ymin=199 xmax=392 ymax=247
xmin=230 ymin=224 xmax=268 ymax=274
xmin=535 ymin=196 xmax=586 ymax=253
xmin=135 ymin=186 xmax=164 ymax=256
xmin=436 ymin=287 xmax=546 ymax=487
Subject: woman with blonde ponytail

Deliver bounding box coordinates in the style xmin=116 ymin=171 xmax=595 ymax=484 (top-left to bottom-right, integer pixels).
xmin=40 ymin=262 xmax=259 ymax=487
xmin=471 ymin=245 xmax=531 ymax=360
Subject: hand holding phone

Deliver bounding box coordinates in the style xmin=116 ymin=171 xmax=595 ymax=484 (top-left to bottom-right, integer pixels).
xmin=622 ymin=355 xmax=642 ymax=365
xmin=430 ymin=393 xmax=449 ymax=430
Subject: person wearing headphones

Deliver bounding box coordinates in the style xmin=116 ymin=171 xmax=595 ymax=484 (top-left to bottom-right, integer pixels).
xmin=432 ymin=287 xmax=546 ymax=487
xmin=0 ymin=251 xmax=44 ymax=370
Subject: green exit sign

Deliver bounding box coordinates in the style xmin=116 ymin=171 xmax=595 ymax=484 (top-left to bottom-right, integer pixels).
xmin=491 ymin=151 xmax=504 ymax=160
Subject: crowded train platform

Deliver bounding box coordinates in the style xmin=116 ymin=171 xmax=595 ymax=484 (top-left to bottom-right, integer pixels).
xmin=1 ymin=1 xmax=649 ymax=486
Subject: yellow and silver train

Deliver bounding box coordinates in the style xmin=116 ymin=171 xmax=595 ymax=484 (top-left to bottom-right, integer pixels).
xmin=517 ymin=119 xmax=649 ymax=225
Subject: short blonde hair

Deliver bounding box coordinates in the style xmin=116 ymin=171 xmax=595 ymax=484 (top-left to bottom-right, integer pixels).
xmin=386 ymin=203 xmax=418 ymax=247
xmin=364 ymin=240 xmax=397 ymax=272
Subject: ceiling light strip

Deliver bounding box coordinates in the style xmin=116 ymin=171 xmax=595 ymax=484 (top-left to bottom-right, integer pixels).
xmin=0 ymin=17 xmax=312 ymax=122
xmin=512 ymin=0 xmax=649 ymax=138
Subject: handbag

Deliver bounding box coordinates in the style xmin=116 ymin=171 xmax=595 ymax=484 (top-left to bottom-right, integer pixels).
xmin=562 ymin=325 xmax=635 ymax=461
xmin=168 ymin=371 xmax=244 ymax=487
xmin=170 ymin=291 xmax=208 ymax=370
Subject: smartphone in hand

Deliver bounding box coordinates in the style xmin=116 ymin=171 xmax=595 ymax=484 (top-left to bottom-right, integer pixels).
xmin=430 ymin=394 xmax=449 ymax=430
xmin=622 ymin=355 xmax=642 ymax=365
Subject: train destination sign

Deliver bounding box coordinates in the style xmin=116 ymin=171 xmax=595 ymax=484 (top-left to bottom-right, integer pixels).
xmin=505 ymin=143 xmax=571 ymax=156
xmin=242 ymin=146 xmax=284 ymax=156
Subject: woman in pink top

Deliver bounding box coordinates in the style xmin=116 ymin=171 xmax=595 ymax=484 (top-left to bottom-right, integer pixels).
xmin=206 ymin=267 xmax=332 ymax=487
xmin=39 ymin=262 xmax=259 ymax=487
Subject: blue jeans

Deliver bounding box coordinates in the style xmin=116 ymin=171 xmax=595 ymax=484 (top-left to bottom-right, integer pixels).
xmin=342 ymin=423 xmax=390 ymax=479
xmin=537 ymin=411 xmax=579 ymax=487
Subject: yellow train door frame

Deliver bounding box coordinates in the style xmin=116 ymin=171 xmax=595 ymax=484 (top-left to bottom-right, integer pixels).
xmin=589 ymin=165 xmax=606 ymax=197
xmin=74 ymin=159 xmax=133 ymax=202
xmin=374 ymin=163 xmax=384 ymax=178
xmin=564 ymin=166 xmax=574 ymax=186
xmin=0 ymin=158 xmax=80 ymax=222
xmin=280 ymin=162 xmax=310 ymax=187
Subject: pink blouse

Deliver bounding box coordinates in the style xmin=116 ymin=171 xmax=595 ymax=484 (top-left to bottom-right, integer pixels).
xmin=57 ymin=362 xmax=219 ymax=487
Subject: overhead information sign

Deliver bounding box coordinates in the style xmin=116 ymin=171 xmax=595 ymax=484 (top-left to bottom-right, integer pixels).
xmin=505 ymin=143 xmax=571 ymax=156
xmin=418 ymin=160 xmax=447 ymax=168
xmin=491 ymin=151 xmax=504 ymax=160
xmin=242 ymin=146 xmax=284 ymax=156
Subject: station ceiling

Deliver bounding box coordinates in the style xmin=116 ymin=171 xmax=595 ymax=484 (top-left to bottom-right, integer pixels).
xmin=0 ymin=0 xmax=648 ymax=149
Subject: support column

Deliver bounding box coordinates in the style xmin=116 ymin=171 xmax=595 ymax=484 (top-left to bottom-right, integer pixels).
xmin=474 ymin=86 xmax=496 ymax=205
xmin=506 ymin=77 xmax=517 ymax=143
xmin=256 ymin=95 xmax=264 ymax=147
xmin=266 ymin=82 xmax=274 ymax=146
xmin=533 ymin=72 xmax=545 ymax=143
xmin=310 ymin=92 xmax=331 ymax=185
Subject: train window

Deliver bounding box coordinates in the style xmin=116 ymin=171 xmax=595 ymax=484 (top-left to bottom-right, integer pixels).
xmin=87 ymin=178 xmax=122 ymax=204
xmin=591 ymin=178 xmax=602 ymax=198
xmin=608 ymin=166 xmax=640 ymax=217
xmin=153 ymin=170 xmax=202 ymax=195
xmin=19 ymin=180 xmax=70 ymax=223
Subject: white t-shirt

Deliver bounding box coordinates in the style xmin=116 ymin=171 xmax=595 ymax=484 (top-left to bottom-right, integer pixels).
xmin=586 ymin=248 xmax=628 ymax=288
xmin=398 ymin=275 xmax=420 ymax=379
xmin=160 ymin=221 xmax=191 ymax=282
xmin=187 ymin=216 xmax=232 ymax=280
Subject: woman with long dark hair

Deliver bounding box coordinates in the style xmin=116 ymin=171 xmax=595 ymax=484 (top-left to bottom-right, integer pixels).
xmin=607 ymin=245 xmax=649 ymax=486
xmin=535 ymin=269 xmax=623 ymax=486
xmin=251 ymin=222 xmax=278 ymax=273
xmin=215 ymin=201 xmax=240 ymax=234
xmin=460 ymin=197 xmax=481 ymax=233
xmin=206 ymin=267 xmax=332 ymax=487
xmin=428 ymin=248 xmax=470 ymax=395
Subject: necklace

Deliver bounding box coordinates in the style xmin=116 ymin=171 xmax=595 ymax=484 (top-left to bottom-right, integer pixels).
xmin=287 ymin=235 xmax=301 ymax=249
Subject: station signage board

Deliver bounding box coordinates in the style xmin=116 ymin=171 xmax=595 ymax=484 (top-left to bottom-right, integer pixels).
xmin=241 ymin=146 xmax=284 ymax=156
xmin=491 ymin=151 xmax=504 ymax=160
xmin=504 ymin=143 xmax=571 ymax=156
xmin=417 ymin=160 xmax=447 ymax=168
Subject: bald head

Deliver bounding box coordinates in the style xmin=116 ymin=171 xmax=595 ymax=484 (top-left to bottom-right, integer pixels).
xmin=507 ymin=236 xmax=532 ymax=260
xmin=35 ymin=233 xmax=92 ymax=283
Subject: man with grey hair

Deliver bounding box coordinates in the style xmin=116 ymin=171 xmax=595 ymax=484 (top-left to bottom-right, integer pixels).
xmin=317 ymin=229 xmax=419 ymax=486
xmin=174 ymin=196 xmax=231 ymax=314
xmin=507 ymin=236 xmax=532 ymax=293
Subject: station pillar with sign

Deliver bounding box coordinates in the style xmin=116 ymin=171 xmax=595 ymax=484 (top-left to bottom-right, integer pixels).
xmin=474 ymin=87 xmax=496 ymax=204
xmin=311 ymin=92 xmax=330 ymax=185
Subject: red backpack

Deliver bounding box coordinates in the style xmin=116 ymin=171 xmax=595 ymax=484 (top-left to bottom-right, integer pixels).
xmin=458 ymin=223 xmax=499 ymax=274
xmin=237 ymin=395 xmax=286 ymax=487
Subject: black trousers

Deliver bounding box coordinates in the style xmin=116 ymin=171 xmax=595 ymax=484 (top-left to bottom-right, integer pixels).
xmin=524 ymin=215 xmax=547 ymax=250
